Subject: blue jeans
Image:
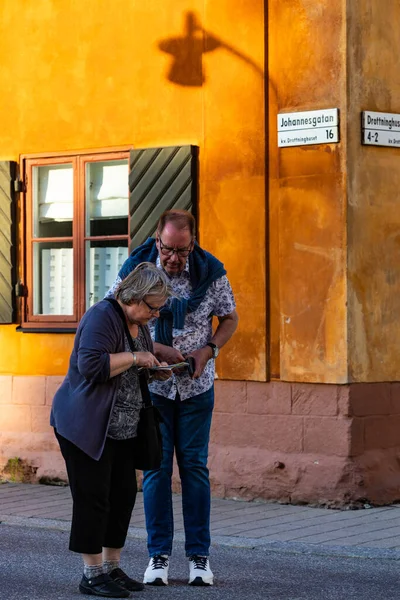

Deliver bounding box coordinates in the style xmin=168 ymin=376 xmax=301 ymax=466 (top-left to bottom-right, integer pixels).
xmin=143 ymin=387 xmax=214 ymax=557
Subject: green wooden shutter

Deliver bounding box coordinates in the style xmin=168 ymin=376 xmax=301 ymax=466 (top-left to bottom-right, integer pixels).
xmin=0 ymin=161 xmax=17 ymax=323
xmin=128 ymin=145 xmax=198 ymax=250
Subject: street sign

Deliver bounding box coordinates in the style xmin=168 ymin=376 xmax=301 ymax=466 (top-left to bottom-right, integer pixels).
xmin=277 ymin=108 xmax=340 ymax=147
xmin=362 ymin=111 xmax=400 ymax=147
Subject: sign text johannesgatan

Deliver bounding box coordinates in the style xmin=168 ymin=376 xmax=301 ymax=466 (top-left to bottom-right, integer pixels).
xmin=277 ymin=108 xmax=340 ymax=147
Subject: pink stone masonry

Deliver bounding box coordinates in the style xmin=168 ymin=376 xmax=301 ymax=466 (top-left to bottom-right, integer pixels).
xmin=2 ymin=377 xmax=400 ymax=506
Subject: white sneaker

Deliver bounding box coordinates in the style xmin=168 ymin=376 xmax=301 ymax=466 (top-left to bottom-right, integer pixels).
xmin=143 ymin=554 xmax=169 ymax=586
xmin=188 ymin=555 xmax=214 ymax=586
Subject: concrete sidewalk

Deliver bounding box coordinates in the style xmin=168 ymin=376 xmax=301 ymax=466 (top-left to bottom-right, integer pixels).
xmin=2 ymin=482 xmax=400 ymax=560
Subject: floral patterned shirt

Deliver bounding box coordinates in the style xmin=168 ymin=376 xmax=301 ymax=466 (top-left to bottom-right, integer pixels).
xmin=107 ymin=257 xmax=236 ymax=401
xmin=151 ymin=257 xmax=236 ymax=400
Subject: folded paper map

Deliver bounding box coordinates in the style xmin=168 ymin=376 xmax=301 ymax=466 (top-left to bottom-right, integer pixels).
xmin=149 ymin=362 xmax=189 ymax=370
xmin=138 ymin=361 xmax=189 ymax=372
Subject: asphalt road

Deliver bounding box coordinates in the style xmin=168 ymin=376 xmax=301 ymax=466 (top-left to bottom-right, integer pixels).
xmin=1 ymin=523 xmax=400 ymax=600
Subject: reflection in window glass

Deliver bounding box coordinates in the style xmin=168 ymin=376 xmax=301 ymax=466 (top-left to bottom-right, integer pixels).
xmin=85 ymin=240 xmax=128 ymax=309
xmin=33 ymin=242 xmax=73 ymax=315
xmin=86 ymin=160 xmax=128 ymax=237
xmin=33 ymin=165 xmax=73 ymax=238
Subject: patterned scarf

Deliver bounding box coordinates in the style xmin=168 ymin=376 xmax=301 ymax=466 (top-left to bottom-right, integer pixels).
xmin=118 ymin=238 xmax=226 ymax=346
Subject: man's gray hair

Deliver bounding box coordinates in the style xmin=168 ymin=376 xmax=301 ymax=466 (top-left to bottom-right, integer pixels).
xmin=115 ymin=262 xmax=172 ymax=305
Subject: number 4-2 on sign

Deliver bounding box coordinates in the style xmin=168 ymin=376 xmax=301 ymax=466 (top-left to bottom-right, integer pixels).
xmin=367 ymin=131 xmax=379 ymax=143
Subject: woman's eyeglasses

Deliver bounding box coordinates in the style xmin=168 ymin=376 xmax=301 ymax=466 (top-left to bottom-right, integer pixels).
xmin=142 ymin=299 xmax=165 ymax=314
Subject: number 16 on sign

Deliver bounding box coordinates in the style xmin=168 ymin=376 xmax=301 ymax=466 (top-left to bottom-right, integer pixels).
xmin=326 ymin=129 xmax=335 ymax=140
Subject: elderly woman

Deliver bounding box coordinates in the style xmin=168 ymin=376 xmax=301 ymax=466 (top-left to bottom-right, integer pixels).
xmin=51 ymin=262 xmax=173 ymax=599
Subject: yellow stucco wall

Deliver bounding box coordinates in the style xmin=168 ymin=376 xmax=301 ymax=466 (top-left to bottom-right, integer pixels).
xmin=269 ymin=0 xmax=400 ymax=384
xmin=347 ymin=0 xmax=400 ymax=382
xmin=0 ymin=0 xmax=265 ymax=380
xmin=0 ymin=326 xmax=70 ymax=376
xmin=269 ymin=0 xmax=348 ymax=383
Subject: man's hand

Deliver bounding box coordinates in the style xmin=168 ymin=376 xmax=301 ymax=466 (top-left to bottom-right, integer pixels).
xmin=186 ymin=346 xmax=213 ymax=379
xmin=153 ymin=342 xmax=185 ymax=365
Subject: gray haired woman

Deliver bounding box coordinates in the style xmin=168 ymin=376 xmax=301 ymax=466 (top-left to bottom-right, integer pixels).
xmin=51 ymin=262 xmax=173 ymax=598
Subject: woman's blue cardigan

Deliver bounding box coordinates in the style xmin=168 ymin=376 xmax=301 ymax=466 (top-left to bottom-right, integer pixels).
xmin=50 ymin=299 xmax=151 ymax=460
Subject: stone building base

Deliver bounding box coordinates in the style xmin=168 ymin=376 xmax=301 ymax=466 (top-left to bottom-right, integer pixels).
xmin=1 ymin=376 xmax=400 ymax=507
xmin=207 ymin=380 xmax=400 ymax=507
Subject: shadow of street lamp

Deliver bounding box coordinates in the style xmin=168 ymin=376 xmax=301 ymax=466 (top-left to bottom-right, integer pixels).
xmin=158 ymin=11 xmax=264 ymax=87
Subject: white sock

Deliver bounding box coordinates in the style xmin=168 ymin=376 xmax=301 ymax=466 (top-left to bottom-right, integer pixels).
xmin=103 ymin=559 xmax=120 ymax=574
xmin=83 ymin=563 xmax=103 ymax=579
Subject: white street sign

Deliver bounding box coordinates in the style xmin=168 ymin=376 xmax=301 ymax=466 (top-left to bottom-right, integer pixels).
xmin=278 ymin=127 xmax=339 ymax=147
xmin=362 ymin=111 xmax=400 ymax=147
xmin=277 ymin=108 xmax=340 ymax=147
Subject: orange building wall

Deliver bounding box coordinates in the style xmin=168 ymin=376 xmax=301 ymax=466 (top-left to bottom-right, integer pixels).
xmin=269 ymin=0 xmax=400 ymax=385
xmin=0 ymin=0 xmax=265 ymax=381
xmin=4 ymin=1 xmax=400 ymax=506
xmin=347 ymin=1 xmax=400 ymax=382
xmin=269 ymin=0 xmax=348 ymax=383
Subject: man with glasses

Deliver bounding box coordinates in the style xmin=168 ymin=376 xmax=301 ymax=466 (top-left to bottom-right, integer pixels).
xmin=108 ymin=209 xmax=238 ymax=587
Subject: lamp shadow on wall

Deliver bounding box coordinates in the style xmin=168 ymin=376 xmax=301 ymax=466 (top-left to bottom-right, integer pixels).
xmin=158 ymin=11 xmax=264 ymax=87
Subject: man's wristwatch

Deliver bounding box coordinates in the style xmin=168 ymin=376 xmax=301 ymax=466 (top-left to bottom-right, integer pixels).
xmin=206 ymin=342 xmax=219 ymax=359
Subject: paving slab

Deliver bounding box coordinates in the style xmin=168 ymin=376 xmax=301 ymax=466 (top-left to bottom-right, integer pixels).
xmin=2 ymin=482 xmax=400 ymax=558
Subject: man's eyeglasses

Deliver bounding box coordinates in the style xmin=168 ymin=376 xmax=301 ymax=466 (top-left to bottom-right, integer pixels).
xmin=158 ymin=236 xmax=193 ymax=258
xmin=142 ymin=299 xmax=165 ymax=314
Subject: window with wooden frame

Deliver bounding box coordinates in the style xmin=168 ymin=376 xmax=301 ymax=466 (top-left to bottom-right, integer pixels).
xmin=22 ymin=149 xmax=130 ymax=330
xmin=20 ymin=145 xmax=198 ymax=331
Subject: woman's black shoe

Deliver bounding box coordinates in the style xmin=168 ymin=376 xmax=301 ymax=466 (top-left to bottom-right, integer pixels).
xmin=79 ymin=573 xmax=130 ymax=598
xmin=110 ymin=568 xmax=145 ymax=592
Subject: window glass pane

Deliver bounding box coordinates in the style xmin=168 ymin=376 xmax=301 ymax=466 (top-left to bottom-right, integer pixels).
xmin=85 ymin=240 xmax=129 ymax=309
xmin=33 ymin=165 xmax=73 ymax=238
xmin=33 ymin=242 xmax=73 ymax=315
xmin=86 ymin=160 xmax=129 ymax=237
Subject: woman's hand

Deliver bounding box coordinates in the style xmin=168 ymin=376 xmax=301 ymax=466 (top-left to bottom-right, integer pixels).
xmin=135 ymin=352 xmax=161 ymax=369
xmin=152 ymin=361 xmax=173 ymax=381
xmin=110 ymin=351 xmax=161 ymax=379
xmin=153 ymin=342 xmax=185 ymax=365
